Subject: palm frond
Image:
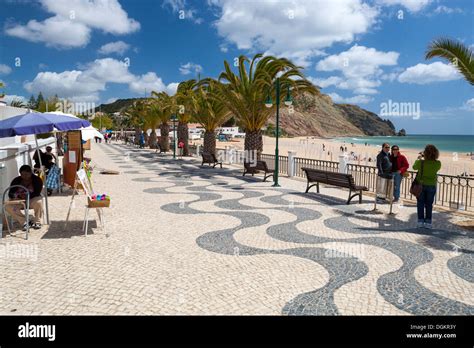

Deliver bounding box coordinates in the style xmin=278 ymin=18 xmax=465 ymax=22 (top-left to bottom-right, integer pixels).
xmin=426 ymin=37 xmax=474 ymax=85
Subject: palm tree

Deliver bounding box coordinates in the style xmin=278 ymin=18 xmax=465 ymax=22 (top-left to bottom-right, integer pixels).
xmin=123 ymin=99 xmax=147 ymax=144
xmin=175 ymin=79 xmax=197 ymax=156
xmin=150 ymin=91 xmax=175 ymax=152
xmin=0 ymin=82 xmax=4 ymax=98
xmin=9 ymin=98 xmax=26 ymax=108
xmin=426 ymin=38 xmax=474 ymax=85
xmin=191 ymin=80 xmax=231 ymax=155
xmin=215 ymin=54 xmax=318 ymax=158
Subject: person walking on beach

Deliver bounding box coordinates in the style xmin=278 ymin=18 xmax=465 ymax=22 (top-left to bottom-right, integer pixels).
xmin=389 ymin=145 xmax=409 ymax=202
xmin=376 ymin=143 xmax=392 ymax=178
xmin=413 ymin=145 xmax=441 ymax=229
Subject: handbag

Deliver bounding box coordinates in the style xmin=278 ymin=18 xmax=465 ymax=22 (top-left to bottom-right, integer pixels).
xmin=410 ymin=160 xmax=424 ymax=198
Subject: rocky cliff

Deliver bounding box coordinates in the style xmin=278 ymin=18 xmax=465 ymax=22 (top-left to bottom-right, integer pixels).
xmin=267 ymin=92 xmax=396 ymax=137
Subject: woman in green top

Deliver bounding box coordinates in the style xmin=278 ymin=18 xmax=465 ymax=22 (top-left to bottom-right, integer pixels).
xmin=412 ymin=144 xmax=441 ymax=229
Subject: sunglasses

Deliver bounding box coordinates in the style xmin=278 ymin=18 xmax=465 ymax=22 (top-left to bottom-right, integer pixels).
xmin=392 ymin=148 xmax=399 ymax=151
xmin=384 ymin=146 xmax=390 ymax=149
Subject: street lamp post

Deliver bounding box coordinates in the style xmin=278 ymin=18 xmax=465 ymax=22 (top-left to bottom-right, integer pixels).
xmin=171 ymin=114 xmax=177 ymax=159
xmin=265 ymin=77 xmax=292 ymax=187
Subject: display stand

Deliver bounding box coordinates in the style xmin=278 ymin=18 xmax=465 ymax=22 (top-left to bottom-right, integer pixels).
xmin=64 ymin=167 xmax=109 ymax=236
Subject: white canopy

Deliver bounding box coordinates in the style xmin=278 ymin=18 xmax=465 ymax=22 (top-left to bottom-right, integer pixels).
xmin=81 ymin=126 xmax=104 ymax=141
xmin=47 ymin=111 xmax=103 ymax=141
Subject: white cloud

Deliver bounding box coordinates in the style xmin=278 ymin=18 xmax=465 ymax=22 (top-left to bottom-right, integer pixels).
xmin=328 ymin=92 xmax=373 ymax=104
xmin=129 ymin=72 xmax=178 ymax=95
xmin=314 ymin=45 xmax=399 ymax=94
xmin=433 ymin=5 xmax=463 ymax=15
xmin=5 ymin=0 xmax=139 ymax=49
xmin=106 ymin=97 xmax=118 ymax=104
xmin=209 ymin=0 xmax=378 ymax=67
xmin=24 ymin=58 xmax=177 ymax=102
xmin=179 ymin=62 xmax=203 ymax=75
xmin=0 ymin=64 xmax=12 ymax=75
xmin=308 ymin=76 xmax=343 ymax=88
xmin=162 ymin=0 xmax=203 ymax=24
xmin=98 ymin=41 xmax=130 ymax=56
xmin=397 ymin=62 xmax=461 ymax=84
xmin=376 ymin=0 xmax=433 ymax=12
xmin=461 ymin=98 xmax=474 ymax=111
xmin=5 ymin=16 xmax=91 ymax=48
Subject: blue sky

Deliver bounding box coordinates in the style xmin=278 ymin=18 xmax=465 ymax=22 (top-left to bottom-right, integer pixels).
xmin=0 ymin=0 xmax=472 ymax=134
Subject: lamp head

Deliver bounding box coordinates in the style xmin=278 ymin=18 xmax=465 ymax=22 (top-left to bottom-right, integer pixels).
xmin=264 ymin=94 xmax=273 ymax=108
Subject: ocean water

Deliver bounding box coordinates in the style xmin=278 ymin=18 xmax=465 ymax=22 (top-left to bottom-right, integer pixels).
xmin=334 ymin=135 xmax=474 ymax=154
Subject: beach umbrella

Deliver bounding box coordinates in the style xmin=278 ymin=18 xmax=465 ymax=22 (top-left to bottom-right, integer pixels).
xmin=0 ymin=110 xmax=91 ymax=224
xmin=46 ymin=111 xmax=103 ymax=141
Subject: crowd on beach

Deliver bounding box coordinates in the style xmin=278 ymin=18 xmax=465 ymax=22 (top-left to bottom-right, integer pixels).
xmin=376 ymin=142 xmax=441 ymax=229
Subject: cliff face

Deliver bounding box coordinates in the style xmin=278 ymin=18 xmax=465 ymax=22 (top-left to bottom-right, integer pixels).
xmin=267 ymin=92 xmax=396 ymax=137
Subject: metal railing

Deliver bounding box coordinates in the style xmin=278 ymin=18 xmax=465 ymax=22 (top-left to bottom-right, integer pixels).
xmin=215 ymin=147 xmax=474 ymax=211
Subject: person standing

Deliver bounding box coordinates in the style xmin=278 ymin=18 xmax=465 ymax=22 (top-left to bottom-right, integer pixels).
xmin=376 ymin=143 xmax=392 ymax=178
xmin=413 ymin=144 xmax=441 ymax=229
xmin=139 ymin=132 xmax=145 ymax=148
xmin=389 ymin=145 xmax=409 ymax=202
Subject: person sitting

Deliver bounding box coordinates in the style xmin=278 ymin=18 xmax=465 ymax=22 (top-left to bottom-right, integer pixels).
xmin=44 ymin=146 xmax=56 ymax=170
xmin=5 ymin=165 xmax=43 ymax=231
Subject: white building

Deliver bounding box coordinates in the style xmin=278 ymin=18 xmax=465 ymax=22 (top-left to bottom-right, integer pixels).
xmin=0 ymin=102 xmax=57 ymax=198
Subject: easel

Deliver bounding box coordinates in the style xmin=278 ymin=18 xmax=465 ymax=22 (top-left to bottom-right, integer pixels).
xmin=64 ymin=167 xmax=107 ymax=236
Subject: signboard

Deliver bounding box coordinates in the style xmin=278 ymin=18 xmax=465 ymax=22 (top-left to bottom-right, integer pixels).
xmin=77 ymin=168 xmax=94 ymax=198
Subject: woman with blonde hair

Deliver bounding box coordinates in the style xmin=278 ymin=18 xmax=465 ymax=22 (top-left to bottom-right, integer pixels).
xmin=412 ymin=144 xmax=441 ymax=229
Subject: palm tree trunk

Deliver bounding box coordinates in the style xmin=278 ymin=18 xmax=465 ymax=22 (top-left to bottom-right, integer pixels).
xmin=177 ymin=121 xmax=189 ymax=156
xmin=149 ymin=129 xmax=157 ymax=149
xmin=160 ymin=122 xmax=170 ymax=151
xmin=134 ymin=127 xmax=140 ymax=145
xmin=244 ymin=130 xmax=263 ymax=161
xmin=203 ymin=130 xmax=216 ymax=156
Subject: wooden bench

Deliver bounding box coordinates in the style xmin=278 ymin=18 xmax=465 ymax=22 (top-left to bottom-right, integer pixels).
xmin=201 ymin=152 xmax=222 ymax=168
xmin=243 ymin=160 xmax=274 ymax=182
xmin=302 ymin=167 xmax=368 ymax=204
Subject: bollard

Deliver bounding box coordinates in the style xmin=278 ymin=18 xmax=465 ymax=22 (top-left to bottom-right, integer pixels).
xmin=339 ymin=154 xmax=348 ymax=174
xmin=288 ymin=150 xmax=297 ymax=177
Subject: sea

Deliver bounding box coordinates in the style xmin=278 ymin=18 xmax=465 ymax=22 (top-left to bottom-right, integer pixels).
xmin=334 ymin=135 xmax=474 ymax=154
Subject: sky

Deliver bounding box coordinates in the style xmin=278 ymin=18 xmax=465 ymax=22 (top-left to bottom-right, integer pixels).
xmin=0 ymin=0 xmax=473 ymax=135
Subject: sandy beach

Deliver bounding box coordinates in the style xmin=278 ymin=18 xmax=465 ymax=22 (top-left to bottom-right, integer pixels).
xmin=195 ymin=136 xmax=474 ymax=176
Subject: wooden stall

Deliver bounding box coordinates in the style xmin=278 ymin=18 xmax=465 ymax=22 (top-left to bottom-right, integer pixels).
xmin=62 ymin=130 xmax=83 ymax=188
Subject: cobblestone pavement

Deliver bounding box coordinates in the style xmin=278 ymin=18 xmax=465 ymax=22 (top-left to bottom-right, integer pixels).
xmin=0 ymin=143 xmax=472 ymax=315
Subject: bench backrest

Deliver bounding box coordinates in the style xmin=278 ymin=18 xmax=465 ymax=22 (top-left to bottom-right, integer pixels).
xmin=245 ymin=160 xmax=269 ymax=172
xmin=302 ymin=167 xmax=354 ymax=189
xmin=202 ymin=152 xmax=217 ymax=163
